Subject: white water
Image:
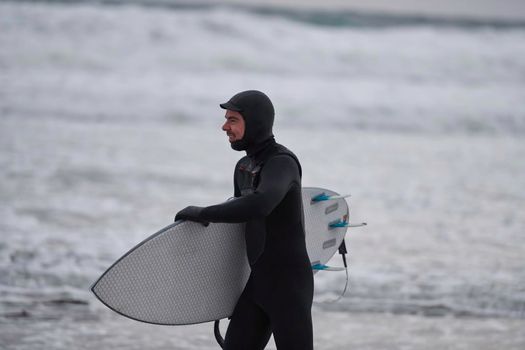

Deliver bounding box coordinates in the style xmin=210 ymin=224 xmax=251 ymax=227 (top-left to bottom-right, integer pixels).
xmin=1 ymin=1 xmax=525 ymax=349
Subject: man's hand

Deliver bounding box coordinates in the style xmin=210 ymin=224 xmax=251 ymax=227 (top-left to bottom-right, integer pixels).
xmin=174 ymin=206 xmax=209 ymax=226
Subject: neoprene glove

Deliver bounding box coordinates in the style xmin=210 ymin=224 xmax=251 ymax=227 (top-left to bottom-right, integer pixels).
xmin=174 ymin=206 xmax=209 ymax=226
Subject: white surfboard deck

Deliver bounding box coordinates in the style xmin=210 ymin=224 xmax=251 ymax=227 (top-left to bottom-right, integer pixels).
xmin=91 ymin=187 xmax=349 ymax=325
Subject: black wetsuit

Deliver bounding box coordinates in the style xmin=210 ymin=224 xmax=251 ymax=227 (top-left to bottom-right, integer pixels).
xmin=176 ymin=91 xmax=313 ymax=349
xmin=202 ymin=140 xmax=313 ymax=350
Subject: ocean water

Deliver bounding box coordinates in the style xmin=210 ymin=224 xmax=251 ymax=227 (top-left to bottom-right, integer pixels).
xmin=1 ymin=1 xmax=525 ymax=349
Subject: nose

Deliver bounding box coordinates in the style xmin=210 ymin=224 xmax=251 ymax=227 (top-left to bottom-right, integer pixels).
xmin=222 ymin=121 xmax=228 ymax=131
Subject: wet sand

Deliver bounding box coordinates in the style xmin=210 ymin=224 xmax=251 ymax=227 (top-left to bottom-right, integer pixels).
xmin=2 ymin=306 xmax=525 ymax=350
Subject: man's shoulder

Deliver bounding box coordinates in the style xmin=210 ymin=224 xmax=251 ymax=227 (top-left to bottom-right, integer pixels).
xmin=268 ymin=143 xmax=302 ymax=176
xmin=272 ymin=143 xmax=300 ymax=162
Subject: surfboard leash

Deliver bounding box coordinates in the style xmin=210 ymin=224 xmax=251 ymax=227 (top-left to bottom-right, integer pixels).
xmin=333 ymin=239 xmax=350 ymax=302
xmin=214 ymin=319 xmax=225 ymax=348
xmin=312 ymin=239 xmax=350 ymax=304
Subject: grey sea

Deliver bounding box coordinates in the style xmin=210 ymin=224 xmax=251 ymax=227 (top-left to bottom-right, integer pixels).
xmin=1 ymin=1 xmax=525 ymax=349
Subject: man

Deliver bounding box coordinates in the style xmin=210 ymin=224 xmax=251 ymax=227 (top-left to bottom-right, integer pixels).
xmin=175 ymin=90 xmax=313 ymax=350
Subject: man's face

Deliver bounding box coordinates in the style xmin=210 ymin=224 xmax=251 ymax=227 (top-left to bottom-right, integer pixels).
xmin=222 ymin=110 xmax=245 ymax=143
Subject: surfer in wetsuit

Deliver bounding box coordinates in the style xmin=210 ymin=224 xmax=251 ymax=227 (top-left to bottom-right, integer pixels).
xmin=175 ymin=90 xmax=313 ymax=350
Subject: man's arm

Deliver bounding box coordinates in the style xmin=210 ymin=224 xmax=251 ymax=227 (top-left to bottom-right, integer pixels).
xmin=176 ymin=155 xmax=299 ymax=223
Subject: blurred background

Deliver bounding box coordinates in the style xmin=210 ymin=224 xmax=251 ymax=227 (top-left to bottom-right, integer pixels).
xmin=1 ymin=0 xmax=524 ymax=349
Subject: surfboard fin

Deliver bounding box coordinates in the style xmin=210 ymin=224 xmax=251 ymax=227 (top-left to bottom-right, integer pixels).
xmin=329 ymin=220 xmax=367 ymax=228
xmin=311 ymin=263 xmax=345 ymax=271
xmin=311 ymin=193 xmax=351 ymax=202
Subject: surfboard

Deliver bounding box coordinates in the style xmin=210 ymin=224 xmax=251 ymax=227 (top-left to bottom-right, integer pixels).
xmin=91 ymin=187 xmax=350 ymax=325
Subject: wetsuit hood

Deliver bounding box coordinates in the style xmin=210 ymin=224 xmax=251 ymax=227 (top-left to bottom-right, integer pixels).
xmin=220 ymin=90 xmax=275 ymax=152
